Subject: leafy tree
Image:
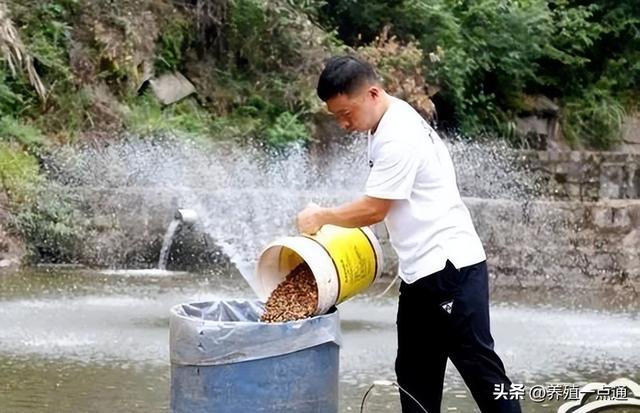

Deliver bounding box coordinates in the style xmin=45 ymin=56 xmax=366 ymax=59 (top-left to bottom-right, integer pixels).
xmin=317 ymin=0 xmax=639 ymax=147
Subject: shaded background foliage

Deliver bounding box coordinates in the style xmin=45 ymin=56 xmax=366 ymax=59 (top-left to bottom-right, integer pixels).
xmin=319 ymin=0 xmax=639 ymax=148
xmin=1 ymin=0 xmax=638 ymax=149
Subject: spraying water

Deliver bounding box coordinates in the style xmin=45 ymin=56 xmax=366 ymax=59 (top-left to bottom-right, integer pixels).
xmin=42 ymin=133 xmax=542 ymax=283
xmin=158 ymin=219 xmax=180 ymax=270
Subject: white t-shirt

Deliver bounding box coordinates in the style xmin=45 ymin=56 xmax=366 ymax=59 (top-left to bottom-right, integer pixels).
xmin=365 ymin=96 xmax=486 ymax=283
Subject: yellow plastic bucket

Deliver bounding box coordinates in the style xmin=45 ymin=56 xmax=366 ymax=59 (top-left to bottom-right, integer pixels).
xmin=256 ymin=225 xmax=384 ymax=315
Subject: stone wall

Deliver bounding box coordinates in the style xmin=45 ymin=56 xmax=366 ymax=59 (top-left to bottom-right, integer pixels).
xmin=8 ymin=186 xmax=639 ymax=294
xmin=466 ymin=198 xmax=639 ymax=292
xmin=371 ymin=198 xmax=640 ymax=293
xmin=519 ymin=150 xmax=640 ymax=201
xmin=620 ymin=113 xmax=640 ymax=153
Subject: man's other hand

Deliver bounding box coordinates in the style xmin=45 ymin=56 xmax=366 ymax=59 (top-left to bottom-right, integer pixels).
xmin=297 ymin=202 xmax=325 ymax=235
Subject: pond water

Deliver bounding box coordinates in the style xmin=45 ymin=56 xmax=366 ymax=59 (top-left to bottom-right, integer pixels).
xmin=0 ymin=267 xmax=638 ymax=412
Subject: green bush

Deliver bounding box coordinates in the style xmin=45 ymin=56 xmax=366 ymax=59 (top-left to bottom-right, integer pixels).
xmin=0 ymin=68 xmax=31 ymax=117
xmin=265 ymin=111 xmax=309 ymax=147
xmin=0 ymin=142 xmax=41 ymax=206
xmin=319 ymin=0 xmax=559 ymax=135
xmin=24 ymin=2 xmax=75 ymax=81
xmin=11 ymin=183 xmax=85 ymax=263
xmin=318 ymin=0 xmax=639 ymax=148
xmin=0 ymin=116 xmax=45 ymax=147
xmin=209 ymin=113 xmax=264 ymax=141
xmin=318 ymin=0 xmax=397 ymax=45
xmin=0 ymin=143 xmax=84 ymax=263
xmin=394 ymin=0 xmax=555 ymax=135
xmin=227 ymin=0 xmax=270 ymax=71
xmin=124 ymin=93 xmax=213 ymax=138
xmin=562 ymin=87 xmax=626 ymax=149
xmin=5 ymin=0 xmax=88 ymax=140
xmin=155 ymin=18 xmax=194 ymax=73
xmin=221 ymin=0 xmax=338 ymax=131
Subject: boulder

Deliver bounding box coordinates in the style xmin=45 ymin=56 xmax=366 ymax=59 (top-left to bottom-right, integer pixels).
xmin=149 ymin=72 xmax=196 ymax=105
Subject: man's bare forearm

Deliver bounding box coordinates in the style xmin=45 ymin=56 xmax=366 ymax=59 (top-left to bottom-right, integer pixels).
xmin=320 ymin=196 xmax=390 ymax=228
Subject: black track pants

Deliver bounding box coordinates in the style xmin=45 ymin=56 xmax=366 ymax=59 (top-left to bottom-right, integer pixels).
xmin=395 ymin=260 xmax=522 ymax=413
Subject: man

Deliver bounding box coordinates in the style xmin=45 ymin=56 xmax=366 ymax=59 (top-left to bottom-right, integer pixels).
xmin=297 ymin=55 xmax=521 ymax=413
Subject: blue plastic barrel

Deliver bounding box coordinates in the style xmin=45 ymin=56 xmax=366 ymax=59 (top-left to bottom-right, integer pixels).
xmin=169 ymin=300 xmax=341 ymax=413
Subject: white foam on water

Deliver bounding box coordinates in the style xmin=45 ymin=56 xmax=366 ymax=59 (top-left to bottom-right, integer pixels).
xmin=99 ymin=269 xmax=188 ymax=277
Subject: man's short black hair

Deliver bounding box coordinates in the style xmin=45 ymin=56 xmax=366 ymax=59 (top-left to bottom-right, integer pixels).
xmin=317 ymin=55 xmax=379 ymax=102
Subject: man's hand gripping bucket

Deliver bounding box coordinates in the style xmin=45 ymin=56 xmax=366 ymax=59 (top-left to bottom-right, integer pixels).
xmin=256 ymin=225 xmax=384 ymax=315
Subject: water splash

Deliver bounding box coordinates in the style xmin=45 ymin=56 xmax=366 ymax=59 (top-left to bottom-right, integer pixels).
xmin=447 ymin=136 xmax=544 ymax=200
xmin=42 ymin=133 xmax=542 ymax=279
xmin=158 ymin=219 xmax=180 ymax=270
